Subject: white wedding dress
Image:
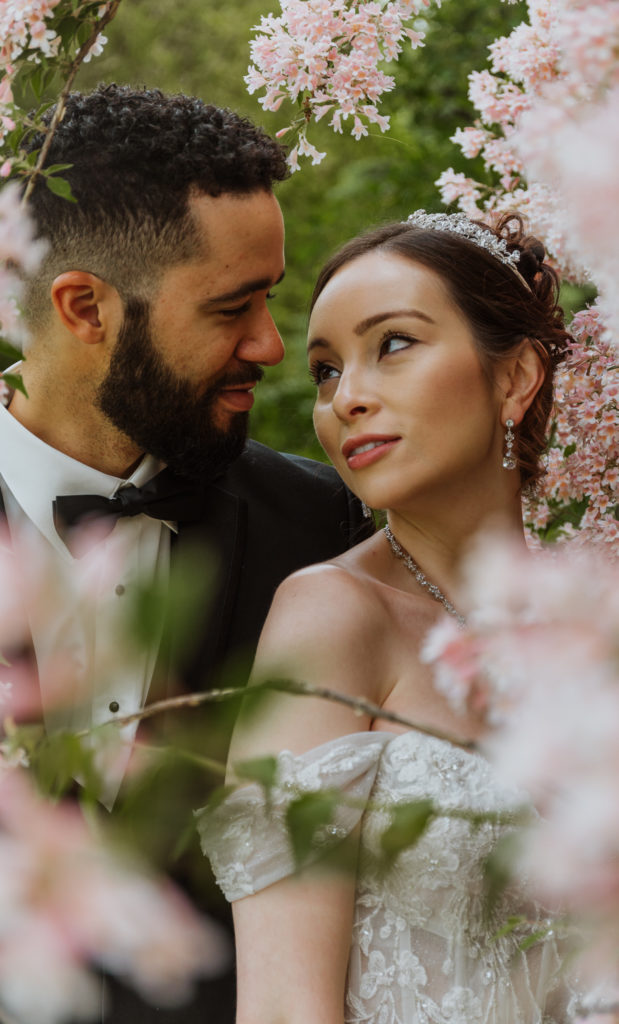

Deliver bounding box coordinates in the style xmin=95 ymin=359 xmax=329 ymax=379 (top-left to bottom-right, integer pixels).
xmin=197 ymin=730 xmax=573 ymax=1024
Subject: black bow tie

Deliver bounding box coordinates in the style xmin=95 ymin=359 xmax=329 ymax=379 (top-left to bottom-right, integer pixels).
xmin=53 ymin=468 xmax=206 ymax=546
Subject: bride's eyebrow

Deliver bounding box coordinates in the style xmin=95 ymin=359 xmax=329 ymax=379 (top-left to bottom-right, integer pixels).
xmin=354 ymin=309 xmax=435 ymax=334
xmin=307 ymin=337 xmax=331 ymax=355
xmin=307 ymin=308 xmax=436 ymax=354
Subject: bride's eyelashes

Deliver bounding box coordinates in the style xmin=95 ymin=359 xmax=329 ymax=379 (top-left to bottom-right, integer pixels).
xmin=309 ymin=360 xmax=339 ymax=386
xmin=309 ymin=332 xmax=418 ymax=386
xmin=378 ymin=330 xmax=418 ymax=355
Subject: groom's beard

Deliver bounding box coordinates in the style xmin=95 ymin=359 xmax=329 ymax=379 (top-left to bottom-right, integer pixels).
xmin=96 ymin=298 xmax=262 ymax=480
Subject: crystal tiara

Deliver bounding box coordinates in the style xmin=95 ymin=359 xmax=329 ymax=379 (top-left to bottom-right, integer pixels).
xmin=405 ymin=210 xmax=530 ymax=289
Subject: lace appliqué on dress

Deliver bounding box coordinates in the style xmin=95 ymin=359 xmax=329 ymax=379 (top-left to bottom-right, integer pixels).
xmin=347 ymin=732 xmax=570 ymax=1024
xmin=198 ymin=729 xmax=573 ymax=1023
xmin=196 ymin=732 xmax=390 ymax=902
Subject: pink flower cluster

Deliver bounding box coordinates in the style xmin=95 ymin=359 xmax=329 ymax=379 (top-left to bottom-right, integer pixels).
xmin=422 ymin=535 xmax=619 ymax=985
xmin=435 ymin=0 xmax=584 ymax=278
xmin=0 ymin=762 xmax=228 ymax=1024
xmin=524 ymin=303 xmax=619 ymax=552
xmin=0 ymin=0 xmax=62 ymax=66
xmin=245 ymin=0 xmax=437 ymax=171
xmin=0 ymin=0 xmax=111 ymax=172
xmin=436 ymin=0 xmax=619 ymax=548
xmin=436 ymin=0 xmax=619 ymax=293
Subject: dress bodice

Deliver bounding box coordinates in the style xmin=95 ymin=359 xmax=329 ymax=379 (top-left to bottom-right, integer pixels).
xmin=197 ymin=730 xmax=572 ymax=1024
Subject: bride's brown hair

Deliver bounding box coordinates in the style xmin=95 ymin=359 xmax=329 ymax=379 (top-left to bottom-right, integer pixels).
xmin=310 ymin=213 xmax=571 ymax=489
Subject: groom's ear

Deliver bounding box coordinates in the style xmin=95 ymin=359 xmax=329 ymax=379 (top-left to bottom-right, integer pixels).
xmin=497 ymin=338 xmax=545 ymax=427
xmin=50 ymin=271 xmax=123 ymax=346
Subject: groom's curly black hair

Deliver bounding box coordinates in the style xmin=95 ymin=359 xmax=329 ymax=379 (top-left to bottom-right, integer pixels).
xmin=23 ymin=83 xmax=288 ymax=326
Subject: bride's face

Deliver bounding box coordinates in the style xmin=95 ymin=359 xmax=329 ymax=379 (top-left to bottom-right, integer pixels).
xmin=308 ymin=250 xmax=506 ymax=513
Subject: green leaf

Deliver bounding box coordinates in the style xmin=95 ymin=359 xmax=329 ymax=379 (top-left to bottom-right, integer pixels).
xmin=129 ymin=540 xmax=217 ymax=665
xmin=200 ymin=782 xmax=237 ymax=816
xmin=27 ymin=64 xmax=45 ymax=102
xmin=563 ymin=443 xmax=577 ymax=458
xmin=286 ymin=789 xmax=340 ymax=867
xmin=491 ymin=915 xmax=527 ymax=942
xmin=519 ymin=929 xmax=552 ymax=952
xmin=0 ymin=338 xmax=24 ymax=364
xmin=77 ymin=19 xmax=96 ymax=46
xmin=380 ymin=799 xmax=434 ymax=867
xmin=4 ymin=123 xmax=25 ymax=154
xmin=31 ymin=731 xmax=101 ymax=800
xmin=2 ymin=372 xmax=28 ymax=397
xmin=482 ymin=832 xmax=522 ymax=918
xmin=234 ymin=754 xmax=278 ymax=792
xmin=45 ymin=175 xmax=77 ymax=202
xmin=45 ymin=163 xmax=74 ymax=174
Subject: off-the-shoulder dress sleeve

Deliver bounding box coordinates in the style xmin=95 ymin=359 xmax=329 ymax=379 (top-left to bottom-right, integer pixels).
xmin=196 ymin=732 xmax=391 ymax=902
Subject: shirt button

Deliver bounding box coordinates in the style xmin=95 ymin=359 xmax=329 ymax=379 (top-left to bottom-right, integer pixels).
xmin=109 ymin=700 xmax=120 ymax=713
xmin=114 ymin=584 xmax=125 ymax=596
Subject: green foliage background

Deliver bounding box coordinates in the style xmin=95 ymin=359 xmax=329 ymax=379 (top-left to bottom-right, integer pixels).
xmin=76 ymin=0 xmax=523 ymax=460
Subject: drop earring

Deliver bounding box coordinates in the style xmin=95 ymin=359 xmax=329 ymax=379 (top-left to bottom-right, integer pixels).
xmin=361 ymin=502 xmax=373 ymax=519
xmin=502 ymin=418 xmax=517 ymax=470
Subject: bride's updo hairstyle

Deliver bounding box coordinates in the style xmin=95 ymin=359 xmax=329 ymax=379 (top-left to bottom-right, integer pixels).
xmin=310 ymin=213 xmax=571 ymax=489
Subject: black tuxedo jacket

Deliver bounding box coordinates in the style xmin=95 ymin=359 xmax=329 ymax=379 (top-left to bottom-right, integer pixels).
xmin=1 ymin=439 xmax=371 ymax=1024
xmin=173 ymin=439 xmax=372 ymax=693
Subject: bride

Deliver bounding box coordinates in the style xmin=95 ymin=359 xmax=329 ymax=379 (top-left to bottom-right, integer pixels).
xmin=198 ymin=211 xmax=573 ymax=1024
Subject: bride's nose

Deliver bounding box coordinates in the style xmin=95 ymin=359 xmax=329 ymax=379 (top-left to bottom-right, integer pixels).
xmin=331 ymin=366 xmax=379 ymax=422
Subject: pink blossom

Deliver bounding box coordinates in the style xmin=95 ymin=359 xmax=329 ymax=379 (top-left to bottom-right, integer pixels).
xmin=245 ymin=0 xmax=438 ymax=169
xmin=0 ymin=767 xmax=229 ymax=1024
xmin=0 ymin=0 xmax=62 ymax=65
xmin=424 ymin=534 xmax=619 ymax=983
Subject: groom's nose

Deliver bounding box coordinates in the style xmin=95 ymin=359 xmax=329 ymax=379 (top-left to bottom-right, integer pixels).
xmin=235 ymin=308 xmax=285 ymax=367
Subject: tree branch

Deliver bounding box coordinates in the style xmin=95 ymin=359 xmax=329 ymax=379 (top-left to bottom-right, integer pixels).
xmin=22 ymin=0 xmax=124 ymax=202
xmin=91 ymin=678 xmax=477 ymax=752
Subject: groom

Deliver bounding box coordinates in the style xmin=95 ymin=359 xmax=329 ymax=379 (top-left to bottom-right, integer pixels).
xmin=1 ymin=83 xmax=370 ymax=1021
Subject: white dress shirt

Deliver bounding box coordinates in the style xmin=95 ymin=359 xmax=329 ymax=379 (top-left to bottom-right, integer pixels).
xmin=0 ymin=399 xmax=173 ymax=806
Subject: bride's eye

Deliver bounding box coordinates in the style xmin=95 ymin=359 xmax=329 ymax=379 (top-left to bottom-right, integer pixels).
xmin=379 ymin=332 xmax=416 ymax=356
xmin=308 ymin=361 xmax=340 ymax=386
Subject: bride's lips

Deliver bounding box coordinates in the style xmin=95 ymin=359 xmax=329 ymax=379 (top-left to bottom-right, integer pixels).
xmin=342 ymin=434 xmax=401 ymax=470
xmin=216 ymin=383 xmax=257 ymax=412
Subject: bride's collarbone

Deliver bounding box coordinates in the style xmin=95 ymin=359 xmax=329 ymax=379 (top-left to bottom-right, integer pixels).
xmin=377 ymin=626 xmax=485 ymax=748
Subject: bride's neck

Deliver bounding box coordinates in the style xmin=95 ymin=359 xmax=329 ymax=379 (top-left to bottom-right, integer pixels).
xmin=385 ymin=500 xmax=528 ymax=597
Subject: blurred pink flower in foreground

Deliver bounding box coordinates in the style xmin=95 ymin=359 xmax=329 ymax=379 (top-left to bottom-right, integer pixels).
xmin=246 ymin=0 xmax=438 ymax=170
xmin=0 ymin=184 xmax=47 ymax=348
xmin=423 ymin=535 xmax=619 ymax=987
xmin=0 ymin=762 xmax=229 ymax=1024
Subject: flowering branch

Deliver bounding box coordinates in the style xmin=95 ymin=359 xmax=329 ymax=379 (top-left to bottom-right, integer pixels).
xmin=245 ymin=0 xmax=439 ymax=171
xmin=435 ymin=0 xmax=619 ymax=552
xmin=22 ymin=0 xmax=124 ymax=202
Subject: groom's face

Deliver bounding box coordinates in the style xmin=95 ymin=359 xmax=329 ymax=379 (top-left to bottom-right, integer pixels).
xmin=97 ymin=190 xmax=286 ymax=478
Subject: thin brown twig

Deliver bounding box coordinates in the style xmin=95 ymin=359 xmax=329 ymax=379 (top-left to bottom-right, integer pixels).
xmin=22 ymin=0 xmax=124 ymax=202
xmin=85 ymin=678 xmax=477 ymax=752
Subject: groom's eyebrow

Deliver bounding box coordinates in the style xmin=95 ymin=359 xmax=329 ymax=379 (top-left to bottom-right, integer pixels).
xmin=204 ymin=269 xmax=286 ymax=306
xmin=354 ymin=309 xmax=435 ymax=334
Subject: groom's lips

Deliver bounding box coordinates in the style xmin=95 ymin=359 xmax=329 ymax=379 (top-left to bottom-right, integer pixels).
xmin=342 ymin=434 xmax=401 ymax=469
xmin=216 ymin=383 xmax=257 ymax=412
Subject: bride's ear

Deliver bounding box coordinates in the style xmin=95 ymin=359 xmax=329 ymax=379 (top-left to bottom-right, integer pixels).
xmin=497 ymin=338 xmax=545 ymax=427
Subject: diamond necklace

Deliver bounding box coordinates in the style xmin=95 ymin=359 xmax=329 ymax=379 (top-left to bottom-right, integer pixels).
xmin=383 ymin=524 xmax=466 ymax=627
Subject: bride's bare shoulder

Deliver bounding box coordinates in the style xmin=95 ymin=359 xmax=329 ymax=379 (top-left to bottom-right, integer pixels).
xmin=254 ymin=550 xmax=390 ymax=695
